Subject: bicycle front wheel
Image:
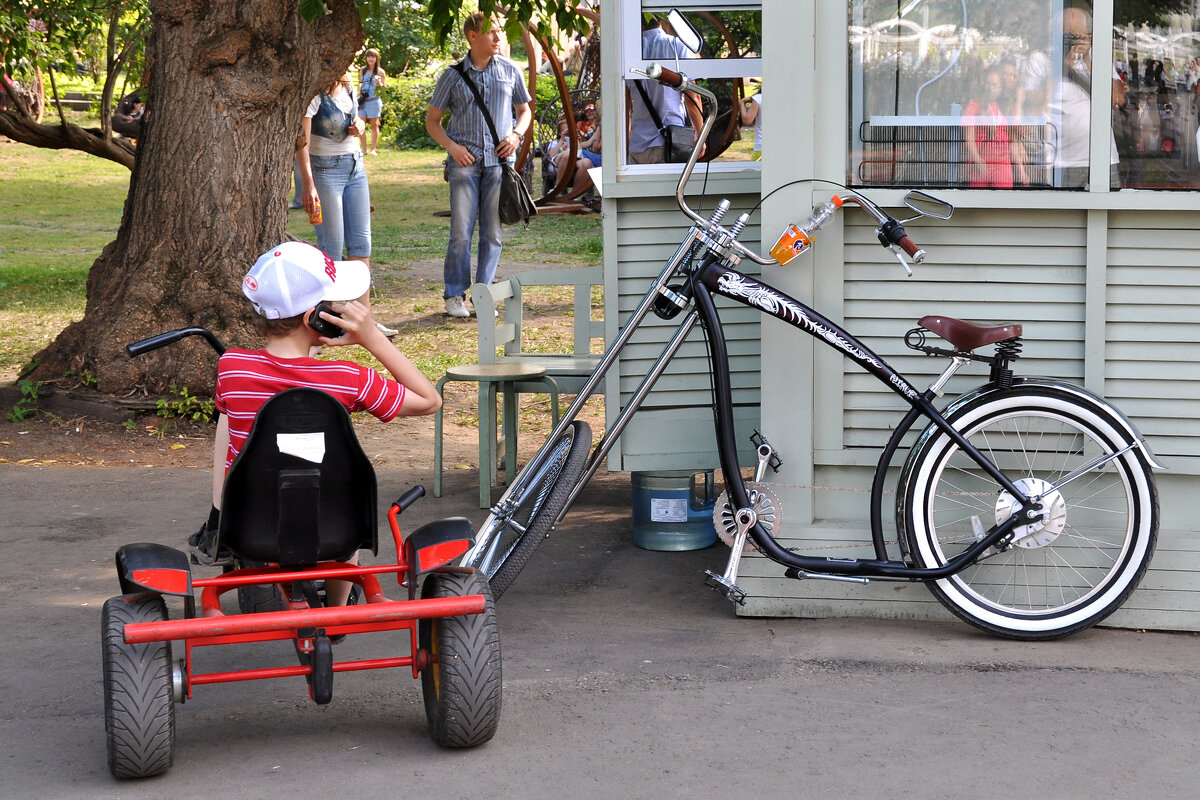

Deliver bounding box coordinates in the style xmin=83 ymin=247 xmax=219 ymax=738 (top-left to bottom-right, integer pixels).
xmin=902 ymin=386 xmax=1158 ymax=640
xmin=467 ymin=420 xmax=592 ymax=599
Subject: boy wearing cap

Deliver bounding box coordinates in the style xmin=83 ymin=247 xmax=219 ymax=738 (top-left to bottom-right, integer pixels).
xmin=188 ymin=242 xmax=441 ymax=600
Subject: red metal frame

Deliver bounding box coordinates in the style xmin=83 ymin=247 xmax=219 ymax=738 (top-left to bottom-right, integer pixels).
xmin=121 ymin=499 xmax=481 ymax=699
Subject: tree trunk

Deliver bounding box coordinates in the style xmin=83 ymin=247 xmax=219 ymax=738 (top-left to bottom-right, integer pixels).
xmin=27 ymin=0 xmax=362 ymax=396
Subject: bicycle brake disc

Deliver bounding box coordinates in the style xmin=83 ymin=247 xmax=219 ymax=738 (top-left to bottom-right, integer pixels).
xmin=714 ymin=482 xmax=782 ymax=551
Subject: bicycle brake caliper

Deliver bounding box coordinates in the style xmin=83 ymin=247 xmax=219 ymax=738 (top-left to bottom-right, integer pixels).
xmin=705 ymin=507 xmax=754 ymax=606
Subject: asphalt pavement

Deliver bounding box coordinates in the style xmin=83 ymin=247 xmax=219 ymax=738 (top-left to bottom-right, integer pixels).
xmin=2 ymin=463 xmax=1198 ymax=799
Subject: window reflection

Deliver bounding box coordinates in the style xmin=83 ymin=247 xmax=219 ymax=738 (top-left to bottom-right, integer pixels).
xmin=849 ymin=1 xmax=1116 ymax=189
xmin=1112 ymin=2 xmax=1200 ymax=190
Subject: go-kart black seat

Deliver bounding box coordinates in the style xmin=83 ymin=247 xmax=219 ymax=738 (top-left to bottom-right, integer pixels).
xmin=217 ymin=388 xmax=377 ymax=567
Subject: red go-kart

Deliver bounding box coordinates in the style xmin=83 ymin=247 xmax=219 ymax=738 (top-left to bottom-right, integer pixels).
xmin=102 ymin=328 xmax=501 ymax=779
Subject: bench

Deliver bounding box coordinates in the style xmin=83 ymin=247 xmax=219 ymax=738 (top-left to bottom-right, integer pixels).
xmin=469 ymin=265 xmax=605 ymax=396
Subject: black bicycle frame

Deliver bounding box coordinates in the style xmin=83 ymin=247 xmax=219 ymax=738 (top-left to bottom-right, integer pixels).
xmin=693 ymin=257 xmax=1035 ymax=581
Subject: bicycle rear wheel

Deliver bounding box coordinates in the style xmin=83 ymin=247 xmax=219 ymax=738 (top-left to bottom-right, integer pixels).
xmin=466 ymin=420 xmax=592 ymax=599
xmin=902 ymin=386 xmax=1158 ymax=639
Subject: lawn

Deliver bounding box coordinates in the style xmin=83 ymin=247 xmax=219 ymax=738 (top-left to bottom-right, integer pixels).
xmin=0 ymin=142 xmax=603 ymax=384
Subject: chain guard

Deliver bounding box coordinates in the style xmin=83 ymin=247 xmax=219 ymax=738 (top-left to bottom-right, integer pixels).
xmin=714 ymin=482 xmax=782 ymax=551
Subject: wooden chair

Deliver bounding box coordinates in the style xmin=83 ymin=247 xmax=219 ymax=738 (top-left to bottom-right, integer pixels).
xmin=469 ymin=265 xmax=604 ymax=397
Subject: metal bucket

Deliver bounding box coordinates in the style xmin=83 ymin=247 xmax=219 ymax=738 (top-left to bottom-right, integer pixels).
xmin=630 ymin=469 xmax=717 ymax=551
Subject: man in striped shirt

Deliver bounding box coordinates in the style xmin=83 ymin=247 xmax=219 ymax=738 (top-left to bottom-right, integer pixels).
xmin=189 ymin=242 xmax=441 ymax=585
xmin=425 ymin=12 xmax=532 ymax=318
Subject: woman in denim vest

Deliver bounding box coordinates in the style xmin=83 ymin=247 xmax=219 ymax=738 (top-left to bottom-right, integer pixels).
xmin=298 ymin=72 xmax=372 ymax=269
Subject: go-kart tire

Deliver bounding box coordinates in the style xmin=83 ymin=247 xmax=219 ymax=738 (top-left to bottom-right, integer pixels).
xmin=233 ymin=558 xmax=283 ymax=615
xmin=102 ymin=594 xmax=175 ymax=779
xmin=419 ymin=571 xmax=502 ymax=747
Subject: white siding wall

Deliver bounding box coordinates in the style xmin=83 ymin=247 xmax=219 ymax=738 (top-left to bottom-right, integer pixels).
xmin=605 ymin=189 xmax=764 ymax=471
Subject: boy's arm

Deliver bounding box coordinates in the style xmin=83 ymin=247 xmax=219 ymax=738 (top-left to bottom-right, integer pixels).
xmin=318 ymin=300 xmax=442 ymax=416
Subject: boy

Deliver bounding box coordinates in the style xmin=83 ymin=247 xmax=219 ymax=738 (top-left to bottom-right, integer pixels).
xmin=188 ymin=242 xmax=441 ymax=599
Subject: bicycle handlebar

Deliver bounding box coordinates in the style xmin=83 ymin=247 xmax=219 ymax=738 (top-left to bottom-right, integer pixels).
xmin=634 ymin=63 xmax=945 ymax=272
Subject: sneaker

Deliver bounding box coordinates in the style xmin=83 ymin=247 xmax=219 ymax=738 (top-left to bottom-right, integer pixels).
xmin=288 ymin=200 xmax=303 ymax=209
xmin=368 ymin=149 xmax=378 ymax=156
xmin=374 ymin=321 xmax=399 ymax=338
xmin=445 ymin=295 xmax=470 ymax=318
xmin=187 ymin=523 xmax=233 ymax=567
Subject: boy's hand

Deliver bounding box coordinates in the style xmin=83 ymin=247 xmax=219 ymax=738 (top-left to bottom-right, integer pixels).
xmin=316 ymin=299 xmax=383 ymax=348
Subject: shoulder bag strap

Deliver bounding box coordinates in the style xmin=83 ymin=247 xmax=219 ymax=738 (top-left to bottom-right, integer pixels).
xmin=451 ymin=61 xmax=502 ymax=149
xmin=633 ymin=80 xmax=667 ymax=134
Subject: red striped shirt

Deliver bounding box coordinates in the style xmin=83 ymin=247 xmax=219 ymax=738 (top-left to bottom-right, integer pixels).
xmin=215 ymin=349 xmax=406 ymax=471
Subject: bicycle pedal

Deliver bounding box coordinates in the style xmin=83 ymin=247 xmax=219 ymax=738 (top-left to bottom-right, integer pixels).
xmin=704 ymin=570 xmax=747 ymax=605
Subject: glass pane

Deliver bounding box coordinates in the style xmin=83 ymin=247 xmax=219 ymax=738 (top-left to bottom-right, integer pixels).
xmin=849 ymin=1 xmax=1109 ymax=190
xmin=640 ymin=6 xmax=763 ymax=60
xmin=625 ymin=76 xmax=761 ymax=163
xmin=1112 ymin=3 xmax=1200 ymax=190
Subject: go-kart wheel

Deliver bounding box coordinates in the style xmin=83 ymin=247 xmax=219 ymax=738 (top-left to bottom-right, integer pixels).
xmin=232 ymin=558 xmax=283 ymax=615
xmin=102 ymin=594 xmax=175 ymax=779
xmin=309 ymin=635 xmax=334 ymax=705
xmin=419 ymin=571 xmax=502 ymax=747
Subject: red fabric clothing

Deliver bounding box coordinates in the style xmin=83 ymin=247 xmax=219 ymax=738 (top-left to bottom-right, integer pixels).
xmin=963 ymin=99 xmax=1014 ymax=188
xmin=214 ymin=348 xmax=406 ymax=471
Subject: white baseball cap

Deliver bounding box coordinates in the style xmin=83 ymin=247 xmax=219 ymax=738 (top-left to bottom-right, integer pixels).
xmin=242 ymin=242 xmax=371 ymax=319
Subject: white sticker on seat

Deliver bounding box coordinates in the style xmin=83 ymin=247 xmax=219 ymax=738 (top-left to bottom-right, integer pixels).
xmin=276 ymin=432 xmax=326 ymax=463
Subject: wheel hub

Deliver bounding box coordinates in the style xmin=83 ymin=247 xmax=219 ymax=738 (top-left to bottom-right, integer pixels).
xmin=995 ymin=478 xmax=1067 ymax=549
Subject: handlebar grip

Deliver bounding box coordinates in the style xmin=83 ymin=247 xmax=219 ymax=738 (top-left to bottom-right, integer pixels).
xmin=126 ymin=329 xmax=194 ymax=358
xmin=897 ymin=236 xmax=926 ymax=264
xmin=126 ymin=327 xmax=227 ymax=358
xmin=392 ymin=485 xmax=426 ymax=513
xmin=647 ymin=63 xmax=684 ymax=89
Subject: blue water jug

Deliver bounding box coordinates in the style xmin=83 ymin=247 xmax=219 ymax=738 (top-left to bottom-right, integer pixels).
xmin=630 ymin=470 xmax=717 ymax=551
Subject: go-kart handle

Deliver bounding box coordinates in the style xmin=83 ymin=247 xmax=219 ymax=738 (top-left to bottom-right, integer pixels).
xmin=391 ymin=485 xmax=425 ymax=513
xmin=126 ymin=327 xmax=226 ymax=358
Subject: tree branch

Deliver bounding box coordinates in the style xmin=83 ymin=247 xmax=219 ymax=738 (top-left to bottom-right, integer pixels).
xmin=0 ymin=111 xmax=135 ymax=169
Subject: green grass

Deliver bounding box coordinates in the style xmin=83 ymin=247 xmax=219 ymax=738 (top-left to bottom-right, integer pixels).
xmin=0 ymin=143 xmax=602 ymax=383
xmin=0 ymin=144 xmax=130 ymax=377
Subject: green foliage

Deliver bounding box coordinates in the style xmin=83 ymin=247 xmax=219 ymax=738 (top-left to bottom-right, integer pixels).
xmin=6 ymin=379 xmax=41 ymax=422
xmin=155 ymin=382 xmax=216 ymax=423
xmin=381 ymin=73 xmax=441 ymax=149
xmin=361 ymin=0 xmax=458 ymax=74
xmin=2 ymin=1 xmax=148 ymax=89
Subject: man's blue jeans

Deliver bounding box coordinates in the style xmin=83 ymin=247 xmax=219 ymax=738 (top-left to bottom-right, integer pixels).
xmin=444 ymin=160 xmax=503 ymax=299
xmin=310 ymin=152 xmax=371 ymax=260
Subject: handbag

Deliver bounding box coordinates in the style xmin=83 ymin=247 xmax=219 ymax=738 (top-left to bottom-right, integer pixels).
xmin=451 ymin=62 xmax=538 ymax=226
xmin=634 ymin=81 xmax=694 ymax=163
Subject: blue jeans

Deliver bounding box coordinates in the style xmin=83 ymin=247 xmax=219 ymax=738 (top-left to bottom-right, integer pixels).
xmin=444 ymin=160 xmax=503 ymax=299
xmin=309 ymin=152 xmax=371 ymax=260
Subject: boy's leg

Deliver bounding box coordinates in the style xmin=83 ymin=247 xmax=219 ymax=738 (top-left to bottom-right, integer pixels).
xmin=324 ymin=552 xmax=360 ymax=606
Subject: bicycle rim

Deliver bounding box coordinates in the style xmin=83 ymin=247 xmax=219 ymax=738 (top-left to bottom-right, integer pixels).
xmin=468 ymin=420 xmax=592 ymax=599
xmin=904 ymin=390 xmax=1156 ymax=639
